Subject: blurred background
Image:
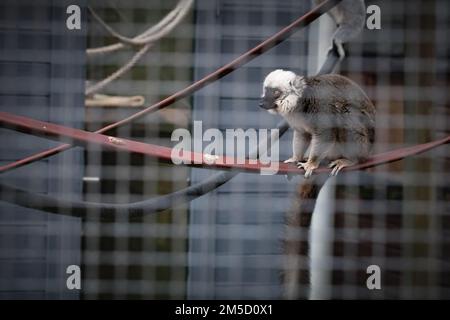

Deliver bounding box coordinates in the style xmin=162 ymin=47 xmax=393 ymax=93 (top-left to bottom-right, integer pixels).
xmin=0 ymin=0 xmax=449 ymax=299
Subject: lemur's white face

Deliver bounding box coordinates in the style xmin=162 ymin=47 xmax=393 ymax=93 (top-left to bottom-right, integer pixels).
xmin=259 ymin=69 xmax=299 ymax=115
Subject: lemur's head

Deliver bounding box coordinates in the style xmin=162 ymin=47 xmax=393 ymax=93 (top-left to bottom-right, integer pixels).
xmin=259 ymin=69 xmax=304 ymax=115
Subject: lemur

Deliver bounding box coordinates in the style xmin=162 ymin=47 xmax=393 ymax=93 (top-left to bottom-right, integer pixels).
xmin=314 ymin=0 xmax=366 ymax=59
xmin=259 ymin=69 xmax=375 ymax=299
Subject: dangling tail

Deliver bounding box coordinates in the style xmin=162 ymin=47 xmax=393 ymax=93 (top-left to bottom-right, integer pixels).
xmin=282 ymin=174 xmax=329 ymax=299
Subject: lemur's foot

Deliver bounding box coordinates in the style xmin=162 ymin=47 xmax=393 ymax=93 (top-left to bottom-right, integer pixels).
xmin=329 ymin=40 xmax=345 ymax=60
xmin=297 ymin=161 xmax=319 ymax=179
xmin=284 ymin=157 xmax=303 ymax=164
xmin=328 ymin=158 xmax=355 ymax=176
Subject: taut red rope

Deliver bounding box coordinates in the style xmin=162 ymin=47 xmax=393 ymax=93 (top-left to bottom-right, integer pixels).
xmin=1 ymin=111 xmax=448 ymax=176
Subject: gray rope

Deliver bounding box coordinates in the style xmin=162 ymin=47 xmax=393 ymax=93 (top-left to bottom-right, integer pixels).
xmin=87 ymin=0 xmax=193 ymax=47
xmin=86 ymin=0 xmax=193 ymax=56
xmin=85 ymin=0 xmax=193 ymax=95
xmin=86 ymin=43 xmax=152 ymax=95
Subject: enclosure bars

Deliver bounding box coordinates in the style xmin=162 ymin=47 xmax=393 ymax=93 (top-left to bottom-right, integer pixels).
xmin=0 ymin=0 xmax=343 ymax=174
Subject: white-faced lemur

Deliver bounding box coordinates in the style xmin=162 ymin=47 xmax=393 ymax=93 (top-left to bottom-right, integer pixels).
xmin=259 ymin=69 xmax=375 ymax=299
xmin=314 ymin=0 xmax=366 ymax=59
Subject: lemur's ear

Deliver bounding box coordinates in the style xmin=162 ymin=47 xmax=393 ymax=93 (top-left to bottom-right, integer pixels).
xmin=292 ymin=76 xmax=302 ymax=87
xmin=287 ymin=76 xmax=304 ymax=98
xmin=290 ymin=76 xmax=304 ymax=93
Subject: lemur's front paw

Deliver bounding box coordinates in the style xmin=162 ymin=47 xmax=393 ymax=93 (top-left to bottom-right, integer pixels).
xmin=297 ymin=161 xmax=319 ymax=179
xmin=284 ymin=156 xmax=305 ymax=164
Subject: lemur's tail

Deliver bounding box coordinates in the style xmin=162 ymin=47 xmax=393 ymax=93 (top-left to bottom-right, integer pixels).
xmin=282 ymin=174 xmax=329 ymax=299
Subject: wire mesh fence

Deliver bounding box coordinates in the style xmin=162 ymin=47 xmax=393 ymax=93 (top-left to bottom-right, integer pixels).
xmin=0 ymin=0 xmax=449 ymax=300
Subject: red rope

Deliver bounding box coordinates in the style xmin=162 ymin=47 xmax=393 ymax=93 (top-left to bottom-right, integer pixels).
xmin=2 ymin=111 xmax=448 ymax=175
xmin=0 ymin=0 xmax=343 ymax=174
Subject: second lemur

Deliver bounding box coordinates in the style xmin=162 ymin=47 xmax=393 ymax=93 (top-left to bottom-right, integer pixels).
xmin=314 ymin=0 xmax=366 ymax=59
xmin=259 ymin=69 xmax=375 ymax=298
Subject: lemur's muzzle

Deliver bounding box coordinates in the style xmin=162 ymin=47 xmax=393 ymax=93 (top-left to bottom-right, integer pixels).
xmin=259 ymin=97 xmax=276 ymax=110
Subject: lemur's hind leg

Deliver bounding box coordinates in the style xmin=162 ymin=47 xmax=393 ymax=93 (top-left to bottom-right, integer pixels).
xmin=331 ymin=38 xmax=346 ymax=60
xmin=298 ymin=133 xmax=332 ymax=179
xmin=330 ymin=22 xmax=357 ymax=60
xmin=319 ymin=38 xmax=346 ymax=74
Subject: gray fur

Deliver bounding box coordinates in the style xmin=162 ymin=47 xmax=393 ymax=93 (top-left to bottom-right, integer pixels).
xmin=314 ymin=0 xmax=366 ymax=57
xmin=260 ymin=70 xmax=375 ymax=178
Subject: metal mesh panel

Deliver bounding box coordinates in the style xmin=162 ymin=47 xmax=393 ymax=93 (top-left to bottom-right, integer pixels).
xmin=0 ymin=0 xmax=449 ymax=300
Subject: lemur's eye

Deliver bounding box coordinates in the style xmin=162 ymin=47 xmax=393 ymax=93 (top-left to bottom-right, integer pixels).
xmin=273 ymin=90 xmax=281 ymax=97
